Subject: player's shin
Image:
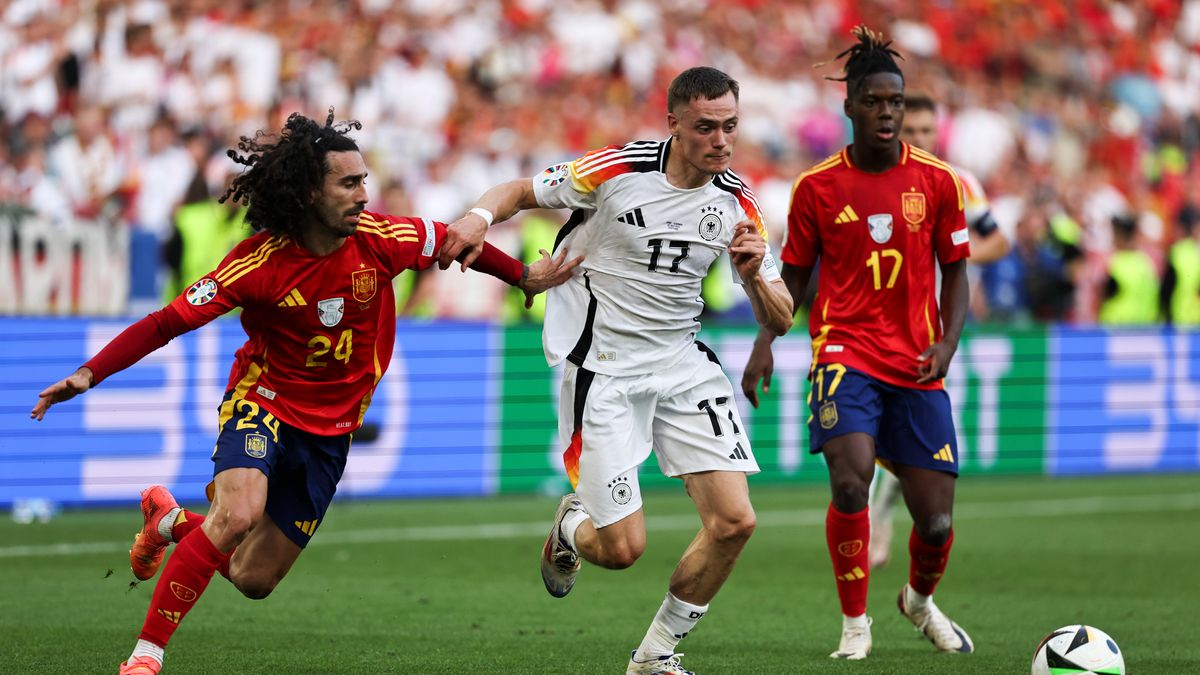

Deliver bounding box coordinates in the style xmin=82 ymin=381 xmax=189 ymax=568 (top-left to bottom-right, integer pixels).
xmin=135 ymin=528 xmax=232 ymax=654
xmin=826 ymin=503 xmax=870 ymax=617
xmin=908 ymin=527 xmax=954 ymax=599
xmin=634 ymin=592 xmax=709 ymax=661
xmin=170 ymin=511 xmax=233 ymax=580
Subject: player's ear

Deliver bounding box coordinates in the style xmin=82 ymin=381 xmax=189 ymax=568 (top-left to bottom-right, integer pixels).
xmin=667 ymin=111 xmax=679 ymax=139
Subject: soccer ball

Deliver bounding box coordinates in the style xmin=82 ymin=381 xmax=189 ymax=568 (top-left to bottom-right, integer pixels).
xmin=1031 ymin=625 xmax=1124 ymax=675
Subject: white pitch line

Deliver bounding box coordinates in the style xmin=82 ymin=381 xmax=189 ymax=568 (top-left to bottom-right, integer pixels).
xmin=1 ymin=491 xmax=1198 ymax=560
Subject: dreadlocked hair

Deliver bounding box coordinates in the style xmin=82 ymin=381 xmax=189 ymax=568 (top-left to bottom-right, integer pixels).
xmin=823 ymin=25 xmax=904 ymax=96
xmin=220 ymin=107 xmax=362 ymax=238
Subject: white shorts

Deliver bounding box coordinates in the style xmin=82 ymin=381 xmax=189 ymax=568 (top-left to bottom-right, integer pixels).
xmin=558 ymin=342 xmax=760 ymax=528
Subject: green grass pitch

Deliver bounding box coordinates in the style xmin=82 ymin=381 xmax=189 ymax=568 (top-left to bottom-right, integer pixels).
xmin=2 ymin=474 xmax=1198 ymax=673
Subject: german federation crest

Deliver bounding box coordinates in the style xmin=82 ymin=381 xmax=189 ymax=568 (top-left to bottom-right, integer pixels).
xmin=867 ymin=214 xmax=893 ymax=244
xmin=317 ymin=297 xmax=344 ymax=327
xmin=698 ymin=206 xmax=723 ymax=241
xmin=351 ymin=267 xmax=377 ymax=303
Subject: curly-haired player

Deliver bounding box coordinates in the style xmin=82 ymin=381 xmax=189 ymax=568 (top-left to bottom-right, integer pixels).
xmin=31 ymin=109 xmax=579 ymax=674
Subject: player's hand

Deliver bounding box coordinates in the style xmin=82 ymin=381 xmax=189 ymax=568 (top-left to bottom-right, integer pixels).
xmin=916 ymin=341 xmax=956 ymax=384
xmin=728 ymin=221 xmax=765 ymax=282
xmin=439 ymin=211 xmax=490 ymax=271
xmin=740 ymin=338 xmax=775 ymax=408
xmin=519 ymin=248 xmax=584 ymax=308
xmin=31 ymin=367 xmax=94 ymax=421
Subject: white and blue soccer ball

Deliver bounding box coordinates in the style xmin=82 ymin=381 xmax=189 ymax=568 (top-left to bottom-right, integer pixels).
xmin=1031 ymin=625 xmax=1125 ymax=675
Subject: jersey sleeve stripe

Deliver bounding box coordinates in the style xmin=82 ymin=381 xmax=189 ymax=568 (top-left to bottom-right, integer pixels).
xmin=217 ymin=239 xmax=287 ymax=287
xmin=573 ymin=141 xmax=659 ymax=173
xmin=357 ymin=223 xmax=418 ymax=238
xmin=909 ymin=153 xmax=965 ymax=211
xmin=359 ymin=213 xmax=417 ymax=235
xmin=714 ymin=172 xmax=767 ymax=237
xmin=214 ymin=238 xmax=287 ymax=285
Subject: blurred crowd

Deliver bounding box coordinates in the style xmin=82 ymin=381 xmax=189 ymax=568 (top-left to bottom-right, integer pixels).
xmin=2 ymin=0 xmax=1199 ymax=324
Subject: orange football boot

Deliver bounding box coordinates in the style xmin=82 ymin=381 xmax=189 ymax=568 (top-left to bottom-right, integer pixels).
xmin=129 ymin=485 xmax=179 ymax=581
xmin=118 ymin=656 xmax=162 ymax=674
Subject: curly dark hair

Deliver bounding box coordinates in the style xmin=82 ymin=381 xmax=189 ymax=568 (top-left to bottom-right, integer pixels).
xmin=220 ymin=108 xmax=362 ymax=238
xmin=824 ymin=25 xmax=905 ymax=96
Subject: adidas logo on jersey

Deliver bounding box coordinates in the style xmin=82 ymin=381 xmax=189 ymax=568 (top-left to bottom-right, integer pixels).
xmin=278 ymin=288 xmax=307 ymax=307
xmin=834 ymin=205 xmax=860 ymax=224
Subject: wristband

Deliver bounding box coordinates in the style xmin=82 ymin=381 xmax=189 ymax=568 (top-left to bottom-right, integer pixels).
xmin=468 ymin=207 xmax=495 ymax=227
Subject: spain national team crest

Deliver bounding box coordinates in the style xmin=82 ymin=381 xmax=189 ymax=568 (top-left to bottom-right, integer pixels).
xmin=244 ymin=433 xmax=267 ymax=459
xmin=902 ymin=192 xmax=926 ymax=232
xmin=819 ymin=401 xmax=838 ymax=429
xmin=867 ymin=214 xmax=893 ymax=244
xmin=317 ymin=297 xmax=344 ymax=327
xmin=352 ymin=267 xmax=377 ymax=303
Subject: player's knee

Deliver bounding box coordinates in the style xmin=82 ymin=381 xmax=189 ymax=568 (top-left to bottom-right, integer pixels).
xmin=206 ymin=508 xmax=259 ymax=548
xmin=830 ymin=477 xmax=870 ymax=512
xmin=233 ymin=574 xmax=278 ymax=600
xmin=599 ymin=540 xmax=644 ymax=569
xmin=707 ymin=509 xmax=756 ymax=547
xmin=916 ymin=512 xmax=953 ymax=545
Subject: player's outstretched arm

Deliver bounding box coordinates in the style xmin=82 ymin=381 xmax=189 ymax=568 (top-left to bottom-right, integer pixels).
xmin=31 ymin=367 xmax=94 ymax=420
xmin=518 ymin=248 xmax=585 ymax=308
xmin=440 ymin=178 xmax=540 ymax=271
xmin=917 ymin=258 xmax=969 ymax=384
xmin=742 ymin=260 xmax=812 ymax=407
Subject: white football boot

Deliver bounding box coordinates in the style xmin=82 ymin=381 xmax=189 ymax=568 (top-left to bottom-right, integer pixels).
xmin=540 ymin=493 xmax=584 ymax=598
xmin=898 ymin=584 xmax=975 ymax=653
xmin=829 ymin=615 xmax=872 ymax=659
xmin=626 ymin=651 xmax=695 ymax=675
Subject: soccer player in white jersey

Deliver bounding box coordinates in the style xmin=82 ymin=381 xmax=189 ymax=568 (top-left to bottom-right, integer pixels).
xmin=440 ymin=67 xmax=793 ymax=674
xmin=867 ymin=93 xmax=1012 ymax=569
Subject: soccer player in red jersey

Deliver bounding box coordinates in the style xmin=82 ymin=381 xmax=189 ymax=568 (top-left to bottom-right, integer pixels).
xmin=30 ymin=110 xmax=579 ymax=675
xmin=742 ymin=27 xmax=975 ymax=660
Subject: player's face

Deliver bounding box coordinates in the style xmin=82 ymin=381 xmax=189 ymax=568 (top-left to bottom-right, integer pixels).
xmin=313 ymin=150 xmax=369 ymax=238
xmin=845 ymin=72 xmax=905 ymax=155
xmin=901 ymin=107 xmax=936 ymax=153
xmin=668 ymin=91 xmax=739 ymax=175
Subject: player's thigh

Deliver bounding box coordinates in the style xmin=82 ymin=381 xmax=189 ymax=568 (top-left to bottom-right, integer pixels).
xmin=651 ymin=345 xmax=759 ymax=478
xmin=558 ymin=364 xmax=655 ymax=529
xmin=807 ymin=364 xmax=884 ymax=460
xmin=229 ymin=514 xmax=303 ymax=585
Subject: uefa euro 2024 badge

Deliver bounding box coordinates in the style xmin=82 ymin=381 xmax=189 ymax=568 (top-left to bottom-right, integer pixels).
xmin=186 ymin=278 xmax=218 ymax=305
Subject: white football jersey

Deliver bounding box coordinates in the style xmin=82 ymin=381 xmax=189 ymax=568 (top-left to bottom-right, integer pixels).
xmin=533 ymin=138 xmax=781 ymax=375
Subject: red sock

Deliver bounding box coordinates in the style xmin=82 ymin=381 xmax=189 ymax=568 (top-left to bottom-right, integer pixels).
xmin=826 ymin=503 xmax=870 ymax=617
xmin=171 ymin=510 xmax=204 ymax=541
xmin=170 ymin=512 xmax=232 ymax=579
xmin=909 ymin=527 xmax=954 ymax=596
xmin=138 ymin=529 xmax=231 ymax=647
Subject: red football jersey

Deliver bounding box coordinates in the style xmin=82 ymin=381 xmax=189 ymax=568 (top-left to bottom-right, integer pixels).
xmin=781 ymin=143 xmax=970 ymax=390
xmin=169 ymin=211 xmax=444 ymax=434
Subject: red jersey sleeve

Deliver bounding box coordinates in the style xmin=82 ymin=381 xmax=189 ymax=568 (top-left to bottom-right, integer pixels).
xmin=782 ymin=176 xmax=820 ymax=267
xmin=357 ymin=211 xmax=445 ymax=276
xmin=932 ymin=169 xmax=970 ymax=265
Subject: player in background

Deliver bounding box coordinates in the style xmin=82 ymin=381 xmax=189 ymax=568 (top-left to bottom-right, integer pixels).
xmin=30 ymin=110 xmax=578 ymax=675
xmin=867 ymin=92 xmax=1012 ymax=569
xmin=440 ymin=67 xmax=793 ymax=674
xmin=741 ymin=27 xmax=975 ymax=660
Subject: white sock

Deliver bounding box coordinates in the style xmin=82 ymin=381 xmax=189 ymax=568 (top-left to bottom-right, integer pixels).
xmin=157 ymin=507 xmax=182 ymax=542
xmin=634 ymin=593 xmax=709 ymax=661
xmin=130 ymin=639 xmax=164 ymax=665
xmin=842 ymin=613 xmax=869 ymax=629
xmin=560 ymin=509 xmax=589 ymax=552
xmin=905 ymin=584 xmax=931 ymax=612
